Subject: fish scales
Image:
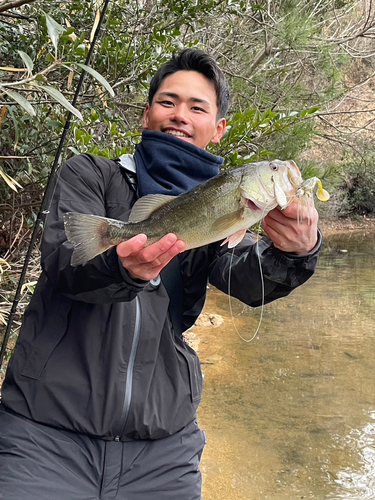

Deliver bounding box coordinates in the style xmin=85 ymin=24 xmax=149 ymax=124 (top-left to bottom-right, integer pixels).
xmin=64 ymin=160 xmax=329 ymax=267
xmin=88 ymin=168 xmax=242 ymax=248
xmin=132 ymin=167 xmax=244 ymax=248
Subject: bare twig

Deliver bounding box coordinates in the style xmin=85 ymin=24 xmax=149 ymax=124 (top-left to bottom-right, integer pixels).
xmin=0 ymin=0 xmax=37 ymax=13
xmin=0 ymin=156 xmax=30 ymax=159
xmin=0 ymin=61 xmax=61 ymax=88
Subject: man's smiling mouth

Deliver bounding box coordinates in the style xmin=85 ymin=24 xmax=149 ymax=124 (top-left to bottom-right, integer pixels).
xmin=163 ymin=129 xmax=191 ymax=138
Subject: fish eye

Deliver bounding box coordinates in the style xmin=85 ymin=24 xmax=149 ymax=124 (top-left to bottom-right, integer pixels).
xmin=269 ymin=162 xmax=278 ymax=171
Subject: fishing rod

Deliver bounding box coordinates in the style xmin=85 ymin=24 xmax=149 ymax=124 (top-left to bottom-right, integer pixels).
xmin=0 ymin=0 xmax=111 ymax=370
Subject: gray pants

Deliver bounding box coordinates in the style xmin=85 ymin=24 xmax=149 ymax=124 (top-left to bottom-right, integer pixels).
xmin=0 ymin=404 xmax=206 ymax=500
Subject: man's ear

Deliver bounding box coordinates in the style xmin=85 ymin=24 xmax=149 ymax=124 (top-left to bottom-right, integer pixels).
xmin=142 ymin=104 xmax=150 ymax=129
xmin=210 ymin=118 xmax=226 ymax=144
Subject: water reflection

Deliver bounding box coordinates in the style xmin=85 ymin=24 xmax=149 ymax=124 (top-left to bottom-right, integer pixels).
xmin=191 ymin=230 xmax=375 ymax=500
xmin=327 ymin=411 xmax=375 ymax=499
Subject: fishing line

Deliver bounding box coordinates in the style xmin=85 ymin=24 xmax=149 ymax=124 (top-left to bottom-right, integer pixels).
xmin=228 ymin=209 xmax=267 ymax=343
xmin=228 ymin=174 xmax=319 ymax=343
xmin=0 ymin=0 xmax=111 ymax=370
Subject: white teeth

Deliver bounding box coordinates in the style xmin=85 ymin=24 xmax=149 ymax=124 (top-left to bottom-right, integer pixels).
xmin=165 ymin=130 xmax=189 ymax=138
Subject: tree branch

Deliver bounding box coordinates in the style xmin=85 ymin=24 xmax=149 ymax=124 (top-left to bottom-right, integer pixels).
xmin=0 ymin=0 xmax=37 ymax=13
xmin=248 ymin=37 xmax=275 ymax=76
xmin=0 ymin=61 xmax=61 ymax=88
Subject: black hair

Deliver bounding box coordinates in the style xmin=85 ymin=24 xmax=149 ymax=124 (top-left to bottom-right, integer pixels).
xmin=148 ymin=48 xmax=230 ymax=119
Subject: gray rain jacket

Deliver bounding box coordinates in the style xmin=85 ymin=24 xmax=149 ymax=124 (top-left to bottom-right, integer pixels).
xmin=2 ymin=154 xmax=321 ymax=441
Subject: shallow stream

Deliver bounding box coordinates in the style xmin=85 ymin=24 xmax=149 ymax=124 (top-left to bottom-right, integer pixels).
xmin=194 ymin=230 xmax=375 ymax=499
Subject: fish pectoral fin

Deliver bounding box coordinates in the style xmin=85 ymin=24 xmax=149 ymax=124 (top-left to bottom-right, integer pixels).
xmin=129 ymin=194 xmax=177 ymax=223
xmin=211 ymin=210 xmax=243 ymax=234
xmin=220 ymin=229 xmax=247 ymax=248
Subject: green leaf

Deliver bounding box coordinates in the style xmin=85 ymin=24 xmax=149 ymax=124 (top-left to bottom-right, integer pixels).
xmin=75 ymin=63 xmax=115 ymax=97
xmin=307 ymin=106 xmax=321 ymax=115
xmin=252 ymin=4 xmax=266 ymax=11
xmin=4 ymin=89 xmax=36 ymax=116
xmin=17 ymin=50 xmax=34 ymax=74
xmin=44 ymin=13 xmax=65 ymax=52
xmin=21 ymin=280 xmax=37 ymax=294
xmin=7 ymin=106 xmax=20 ymax=150
xmin=68 ymin=146 xmax=81 ymax=155
xmin=35 ymin=74 xmax=47 ymax=82
xmin=46 ymin=120 xmax=63 ymax=129
xmin=38 ymin=85 xmax=83 ymax=120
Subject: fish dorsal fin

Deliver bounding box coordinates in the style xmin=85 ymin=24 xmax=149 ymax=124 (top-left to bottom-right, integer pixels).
xmin=129 ymin=194 xmax=177 ymax=223
xmin=211 ymin=210 xmax=243 ymax=234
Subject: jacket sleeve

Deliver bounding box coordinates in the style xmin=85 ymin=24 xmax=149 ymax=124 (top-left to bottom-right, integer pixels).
xmin=208 ymin=230 xmax=322 ymax=306
xmin=40 ymin=154 xmax=147 ymax=303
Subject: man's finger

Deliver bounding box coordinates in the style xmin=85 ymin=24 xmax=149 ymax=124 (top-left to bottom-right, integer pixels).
xmin=136 ymin=234 xmax=179 ymax=264
xmin=116 ymin=234 xmax=147 ymax=259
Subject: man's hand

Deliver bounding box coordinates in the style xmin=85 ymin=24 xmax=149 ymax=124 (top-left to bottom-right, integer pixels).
xmin=116 ymin=233 xmax=186 ymax=281
xmin=262 ymin=202 xmax=319 ymax=255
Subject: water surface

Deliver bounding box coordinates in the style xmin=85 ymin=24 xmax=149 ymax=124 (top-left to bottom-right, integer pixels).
xmin=193 ymin=230 xmax=375 ymax=500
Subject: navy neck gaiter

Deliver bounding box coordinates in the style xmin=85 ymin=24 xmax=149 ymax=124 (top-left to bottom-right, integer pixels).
xmin=133 ymin=130 xmax=224 ymax=197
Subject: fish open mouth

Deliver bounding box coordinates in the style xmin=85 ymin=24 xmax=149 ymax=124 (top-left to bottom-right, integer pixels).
xmin=245 ymin=198 xmax=262 ymax=211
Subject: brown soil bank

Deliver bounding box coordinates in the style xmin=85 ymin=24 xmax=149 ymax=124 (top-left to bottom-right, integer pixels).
xmin=319 ymin=215 xmax=375 ymax=236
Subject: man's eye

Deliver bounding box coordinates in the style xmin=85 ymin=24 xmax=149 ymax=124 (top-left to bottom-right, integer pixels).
xmin=192 ymin=106 xmax=204 ymax=112
xmin=161 ymin=100 xmax=174 ymax=106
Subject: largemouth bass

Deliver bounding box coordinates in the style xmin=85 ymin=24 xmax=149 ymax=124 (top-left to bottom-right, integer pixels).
xmin=64 ymin=160 xmax=329 ymax=267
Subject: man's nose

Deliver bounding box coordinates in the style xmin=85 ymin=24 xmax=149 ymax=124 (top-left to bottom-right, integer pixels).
xmin=171 ymin=104 xmax=189 ymax=123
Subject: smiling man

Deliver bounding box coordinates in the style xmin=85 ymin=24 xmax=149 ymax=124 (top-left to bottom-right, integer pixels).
xmin=0 ymin=49 xmax=321 ymax=500
xmin=143 ymin=70 xmax=226 ymax=148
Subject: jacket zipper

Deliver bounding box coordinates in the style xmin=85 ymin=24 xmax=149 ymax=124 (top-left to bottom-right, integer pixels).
xmin=115 ymin=295 xmax=141 ymax=441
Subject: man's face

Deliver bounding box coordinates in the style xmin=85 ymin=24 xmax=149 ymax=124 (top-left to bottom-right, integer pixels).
xmin=142 ymin=70 xmax=226 ymax=150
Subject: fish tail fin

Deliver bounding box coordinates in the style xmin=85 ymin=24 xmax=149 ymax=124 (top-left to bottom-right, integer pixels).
xmin=64 ymin=212 xmax=114 ymax=267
